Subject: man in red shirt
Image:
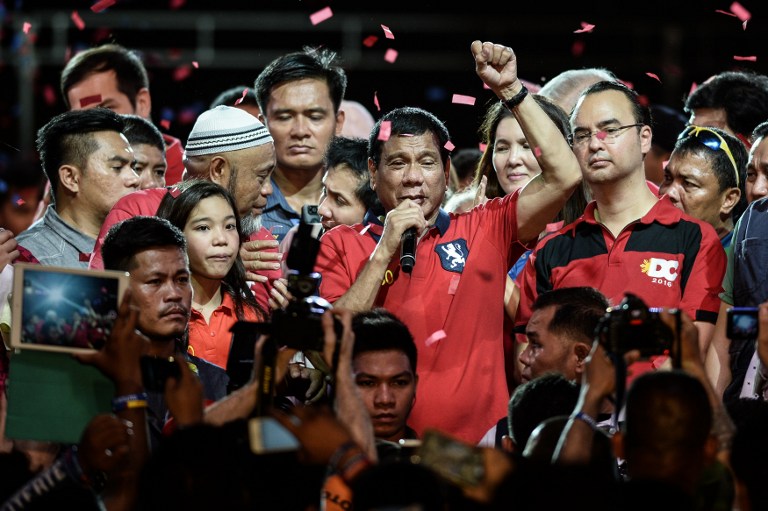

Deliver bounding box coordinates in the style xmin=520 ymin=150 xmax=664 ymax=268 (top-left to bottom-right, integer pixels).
xmin=315 ymin=41 xmax=583 ymax=443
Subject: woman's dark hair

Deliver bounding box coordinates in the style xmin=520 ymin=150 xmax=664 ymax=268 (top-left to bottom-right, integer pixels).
xmin=157 ymin=179 xmax=264 ymax=320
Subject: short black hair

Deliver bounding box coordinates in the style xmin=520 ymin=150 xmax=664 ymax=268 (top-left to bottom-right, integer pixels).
xmin=532 ymin=287 xmax=609 ymax=344
xmin=369 ymin=106 xmax=451 ymax=169
xmin=60 ymin=43 xmax=149 ymax=110
xmin=577 ymin=80 xmax=651 ymax=126
xmin=352 ymin=308 xmax=417 ymax=374
xmin=254 ymin=46 xmax=347 ymax=114
xmin=324 ymin=136 xmax=380 ymax=213
xmin=122 ymin=114 xmax=165 ymax=153
xmin=102 ymin=215 xmax=186 ymax=273
xmin=35 ymin=108 xmax=125 ymax=205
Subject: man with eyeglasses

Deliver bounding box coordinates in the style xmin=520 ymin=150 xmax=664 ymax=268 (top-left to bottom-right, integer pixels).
xmin=658 ymin=126 xmax=748 ymax=249
xmin=516 ymin=81 xmax=726 ymax=363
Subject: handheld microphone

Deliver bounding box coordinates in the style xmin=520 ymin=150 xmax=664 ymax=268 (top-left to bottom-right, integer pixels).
xmin=400 ymin=228 xmax=417 ymax=274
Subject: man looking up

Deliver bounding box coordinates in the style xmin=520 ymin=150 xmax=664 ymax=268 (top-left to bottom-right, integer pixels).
xmin=16 ymin=108 xmax=138 ymax=267
xmin=351 ymin=308 xmax=419 ymax=445
xmin=658 ymin=126 xmax=747 ymax=248
xmin=315 ymin=41 xmax=582 ymax=443
xmin=61 ymin=43 xmax=185 ymax=185
xmin=254 ymin=46 xmax=347 ymax=241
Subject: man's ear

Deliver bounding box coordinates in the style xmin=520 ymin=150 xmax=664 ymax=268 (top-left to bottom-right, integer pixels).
xmin=334 ymin=109 xmax=345 ymax=136
xmin=208 ymin=156 xmax=230 ymax=187
xmin=58 ymin=165 xmax=80 ymax=194
xmin=501 ymin=434 xmax=515 ymax=454
xmin=135 ymin=88 xmax=152 ymax=119
xmin=368 ymin=158 xmax=377 ymax=191
xmin=721 ymin=186 xmax=741 ymax=216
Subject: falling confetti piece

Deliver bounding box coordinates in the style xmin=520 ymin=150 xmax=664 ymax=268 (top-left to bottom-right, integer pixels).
xmin=362 ymin=35 xmax=378 ymax=47
xmin=22 ymin=22 xmax=31 ymax=34
xmin=451 ymin=94 xmax=476 ymax=106
xmin=689 ymin=82 xmax=698 ymax=96
xmin=574 ymin=21 xmax=595 ymax=33
xmin=79 ymin=253 xmax=91 ymax=262
xmin=91 ymin=0 xmax=116 ymax=13
xmin=381 ymin=24 xmax=395 ymax=39
xmin=310 ymin=6 xmax=333 ymax=25
xmin=645 ymin=72 xmax=662 ymax=83
xmin=621 ymin=79 xmax=634 ymax=90
xmin=384 ymin=49 xmax=398 ymax=64
xmin=378 ymin=121 xmax=392 ymax=141
xmin=444 ymin=141 xmax=455 ymax=151
xmin=71 ymin=11 xmax=85 ymax=30
xmin=730 ymin=2 xmax=751 ymax=21
xmin=168 ymin=186 xmax=181 ymax=198
xmin=169 ymin=0 xmax=185 ymax=8
xmin=234 ymin=88 xmax=248 ymax=106
xmin=373 ymin=91 xmax=381 ymax=111
xmin=715 ymin=9 xmax=738 ymax=17
xmin=80 ymin=94 xmax=102 ymax=107
xmin=43 ymin=85 xmax=56 ymax=105
xmin=192 ymin=61 xmax=199 ymax=68
xmin=424 ymin=330 xmax=447 ymax=347
xmin=14 ymin=195 xmax=25 ymax=207
xmin=534 ymin=146 xmax=542 ymax=157
xmin=160 ymin=119 xmax=171 ymax=130
xmin=734 ymin=55 xmax=757 ymax=61
xmin=478 ymin=143 xmax=487 ymax=152
xmin=173 ymin=65 xmax=192 ymax=81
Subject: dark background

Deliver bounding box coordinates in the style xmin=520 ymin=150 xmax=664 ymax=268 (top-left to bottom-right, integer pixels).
xmin=2 ymin=0 xmax=767 ymax=159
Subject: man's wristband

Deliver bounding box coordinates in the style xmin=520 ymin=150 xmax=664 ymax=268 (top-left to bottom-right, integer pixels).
xmin=501 ymin=85 xmax=529 ymax=111
xmin=112 ymin=392 xmax=149 ymax=413
xmin=571 ymin=411 xmax=598 ymax=430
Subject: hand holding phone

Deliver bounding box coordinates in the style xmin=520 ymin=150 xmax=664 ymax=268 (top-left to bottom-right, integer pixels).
xmin=727 ymin=307 xmax=759 ymax=340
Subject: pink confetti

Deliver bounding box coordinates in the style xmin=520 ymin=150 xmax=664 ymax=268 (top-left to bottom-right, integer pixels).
xmin=169 ymin=0 xmax=186 ymax=8
xmin=574 ymin=21 xmax=595 ymax=34
xmin=71 ymin=11 xmax=85 ymax=30
xmin=362 ymin=35 xmax=378 ymax=47
xmin=534 ymin=146 xmax=542 ymax=157
xmin=715 ymin=9 xmax=738 ymax=17
xmin=90 ymin=0 xmax=116 ymax=12
xmin=310 ymin=6 xmax=333 ymax=25
xmin=734 ymin=55 xmax=757 ymax=61
xmin=451 ymin=94 xmax=476 ymax=106
xmin=79 ymin=252 xmax=91 ymax=262
xmin=234 ymin=87 xmax=248 ymax=106
xmin=384 ymin=49 xmax=398 ymax=64
xmin=167 ymin=186 xmax=181 ymax=198
xmin=173 ymin=65 xmax=192 ymax=81
xmin=483 ymin=82 xmax=490 ymax=89
xmin=621 ymin=79 xmax=634 ymax=90
xmin=689 ymin=82 xmax=698 ymax=96
xmin=424 ymin=330 xmax=447 ymax=347
xmin=381 ymin=24 xmax=395 ymax=39
xmin=22 ymin=22 xmax=31 ymax=34
xmin=373 ymin=91 xmax=381 ymax=111
xmin=730 ymin=2 xmax=751 ymax=21
xmin=160 ymin=119 xmax=171 ymax=130
xmin=14 ymin=195 xmax=24 ymax=207
xmin=192 ymin=61 xmax=199 ymax=69
xmin=43 ymin=85 xmax=56 ymax=105
xmin=596 ymin=131 xmax=608 ymax=141
xmin=80 ymin=94 xmax=102 ymax=107
xmin=478 ymin=142 xmax=487 ymax=152
xmin=378 ymin=121 xmax=392 ymax=141
xmin=645 ymin=72 xmax=662 ymax=83
xmin=447 ymin=274 xmax=460 ymax=295
xmin=444 ymin=141 xmax=455 ymax=151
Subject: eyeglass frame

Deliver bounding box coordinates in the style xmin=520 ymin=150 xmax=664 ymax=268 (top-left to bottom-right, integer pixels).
xmin=677 ymin=125 xmax=740 ymax=187
xmin=568 ymin=123 xmax=644 ymax=147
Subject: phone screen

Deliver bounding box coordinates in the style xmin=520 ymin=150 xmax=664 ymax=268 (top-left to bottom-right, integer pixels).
xmin=727 ymin=307 xmax=759 ymax=340
xmin=248 ymin=416 xmax=299 ymax=454
xmin=414 ymin=429 xmax=485 ymax=487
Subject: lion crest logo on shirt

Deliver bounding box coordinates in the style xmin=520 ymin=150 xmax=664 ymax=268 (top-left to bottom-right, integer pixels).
xmin=436 ymin=239 xmax=468 ymax=273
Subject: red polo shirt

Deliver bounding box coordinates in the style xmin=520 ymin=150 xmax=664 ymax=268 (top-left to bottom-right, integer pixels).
xmin=316 ymin=191 xmax=530 ymax=443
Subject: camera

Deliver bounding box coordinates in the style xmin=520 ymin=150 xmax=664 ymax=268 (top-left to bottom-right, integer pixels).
xmin=595 ymin=293 xmax=675 ymax=357
xmin=269 ymin=207 xmax=342 ymax=351
xmin=727 ymin=307 xmax=759 ymax=340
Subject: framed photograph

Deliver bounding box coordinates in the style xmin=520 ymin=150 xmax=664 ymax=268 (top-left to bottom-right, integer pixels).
xmin=10 ymin=263 xmax=130 ymax=354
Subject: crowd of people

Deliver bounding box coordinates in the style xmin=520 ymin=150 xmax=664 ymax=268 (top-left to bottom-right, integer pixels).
xmin=1 ymin=29 xmax=768 ymax=511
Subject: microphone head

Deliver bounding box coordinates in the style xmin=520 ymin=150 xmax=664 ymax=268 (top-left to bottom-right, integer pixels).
xmin=401 ymin=254 xmax=415 ymax=274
